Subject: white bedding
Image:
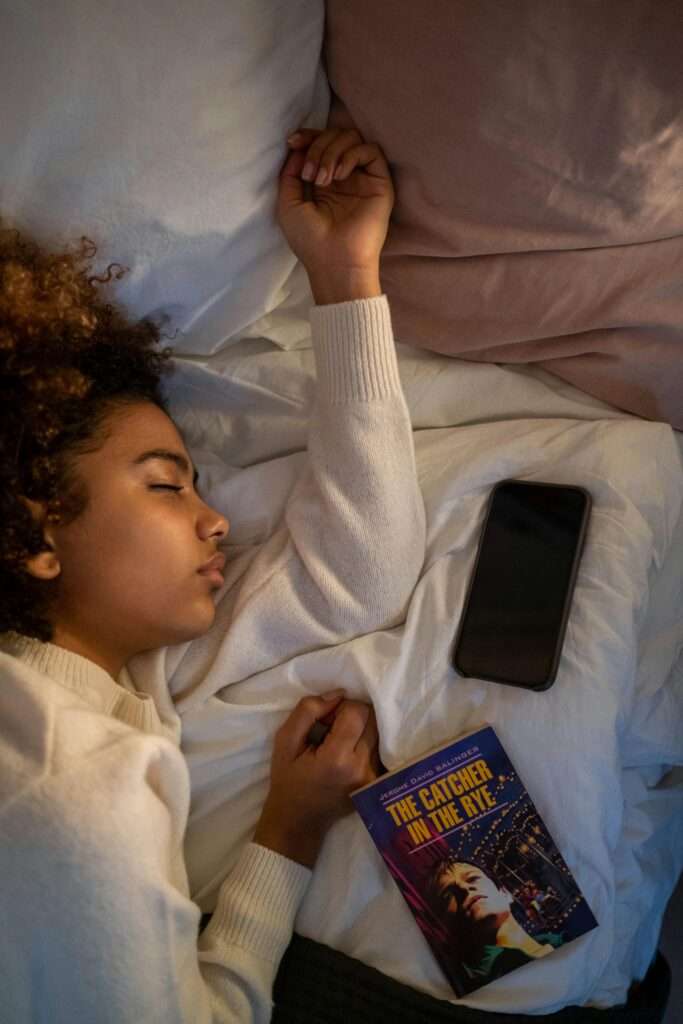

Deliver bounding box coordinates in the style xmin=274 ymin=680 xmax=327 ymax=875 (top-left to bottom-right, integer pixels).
xmin=166 ymin=343 xmax=683 ymax=1014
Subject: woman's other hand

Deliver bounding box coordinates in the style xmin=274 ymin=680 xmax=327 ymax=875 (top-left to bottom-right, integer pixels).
xmin=276 ymin=128 xmax=395 ymax=303
xmin=253 ymin=692 xmax=381 ymax=868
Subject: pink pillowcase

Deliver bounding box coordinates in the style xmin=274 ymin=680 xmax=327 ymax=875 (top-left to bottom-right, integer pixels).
xmin=323 ymin=0 xmax=683 ymax=427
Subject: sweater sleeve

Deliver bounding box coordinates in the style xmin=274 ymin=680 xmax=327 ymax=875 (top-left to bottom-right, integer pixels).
xmin=283 ymin=295 xmax=426 ymax=634
xmin=0 ymin=730 xmax=310 ymax=1024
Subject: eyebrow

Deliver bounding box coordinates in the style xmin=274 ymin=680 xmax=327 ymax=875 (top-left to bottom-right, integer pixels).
xmin=132 ymin=449 xmax=199 ymax=486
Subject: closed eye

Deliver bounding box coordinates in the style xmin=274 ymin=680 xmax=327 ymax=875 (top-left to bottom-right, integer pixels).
xmin=150 ymin=484 xmax=183 ymax=492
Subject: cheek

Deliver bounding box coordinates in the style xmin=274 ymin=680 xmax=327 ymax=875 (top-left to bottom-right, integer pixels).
xmin=60 ymin=503 xmax=217 ymax=642
xmin=60 ymin=500 xmax=192 ymax=597
xmin=124 ymin=514 xmax=186 ymax=566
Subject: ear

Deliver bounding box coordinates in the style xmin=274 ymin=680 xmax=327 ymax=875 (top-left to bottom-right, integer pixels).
xmin=21 ymin=497 xmax=62 ymax=581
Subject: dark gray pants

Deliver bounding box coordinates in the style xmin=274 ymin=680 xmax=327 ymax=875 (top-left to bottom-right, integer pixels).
xmin=271 ymin=935 xmax=671 ymax=1024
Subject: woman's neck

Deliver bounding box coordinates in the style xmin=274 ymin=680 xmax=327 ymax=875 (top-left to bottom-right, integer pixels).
xmin=50 ymin=623 xmax=126 ymax=681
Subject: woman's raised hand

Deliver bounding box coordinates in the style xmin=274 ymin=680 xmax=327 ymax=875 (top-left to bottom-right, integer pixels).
xmin=276 ymin=128 xmax=395 ymax=296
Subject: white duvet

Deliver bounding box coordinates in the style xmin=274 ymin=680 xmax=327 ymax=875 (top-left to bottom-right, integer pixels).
xmin=166 ymin=342 xmax=683 ymax=1014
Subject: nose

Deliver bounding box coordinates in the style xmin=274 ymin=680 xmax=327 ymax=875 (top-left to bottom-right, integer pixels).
xmin=198 ymin=501 xmax=229 ymax=542
xmin=213 ymin=515 xmax=229 ymax=540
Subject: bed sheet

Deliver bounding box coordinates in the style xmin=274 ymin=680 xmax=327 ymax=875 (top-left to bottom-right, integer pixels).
xmin=164 ymin=344 xmax=683 ymax=1014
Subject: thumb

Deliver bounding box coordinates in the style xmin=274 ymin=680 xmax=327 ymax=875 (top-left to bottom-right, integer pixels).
xmin=277 ymin=148 xmax=310 ymax=217
xmin=276 ymin=693 xmax=345 ymax=759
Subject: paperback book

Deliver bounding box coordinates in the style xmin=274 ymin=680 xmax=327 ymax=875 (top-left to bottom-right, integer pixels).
xmin=351 ymin=724 xmax=598 ymax=998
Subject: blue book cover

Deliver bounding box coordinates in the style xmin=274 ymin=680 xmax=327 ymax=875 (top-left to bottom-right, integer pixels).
xmin=351 ymin=724 xmax=598 ymax=998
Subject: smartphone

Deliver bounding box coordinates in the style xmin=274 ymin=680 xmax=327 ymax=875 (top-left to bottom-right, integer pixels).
xmin=451 ymin=479 xmax=591 ymax=691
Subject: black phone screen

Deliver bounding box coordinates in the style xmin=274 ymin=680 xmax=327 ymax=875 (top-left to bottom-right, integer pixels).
xmin=452 ymin=480 xmax=591 ymax=690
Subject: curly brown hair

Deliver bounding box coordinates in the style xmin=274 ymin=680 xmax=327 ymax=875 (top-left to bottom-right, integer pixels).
xmin=0 ymin=219 xmax=176 ymax=642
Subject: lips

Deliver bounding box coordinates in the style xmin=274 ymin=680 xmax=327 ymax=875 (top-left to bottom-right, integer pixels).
xmin=465 ymin=894 xmax=485 ymax=913
xmin=198 ymin=552 xmax=226 ymax=574
xmin=197 ymin=552 xmax=226 ymax=585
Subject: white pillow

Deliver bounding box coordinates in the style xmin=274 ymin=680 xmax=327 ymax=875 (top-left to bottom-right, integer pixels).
xmin=0 ymin=0 xmax=327 ymax=354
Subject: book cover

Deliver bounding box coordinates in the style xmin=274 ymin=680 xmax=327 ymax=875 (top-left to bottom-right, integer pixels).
xmin=351 ymin=724 xmax=598 ymax=998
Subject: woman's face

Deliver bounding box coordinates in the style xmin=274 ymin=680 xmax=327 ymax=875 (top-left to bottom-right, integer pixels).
xmin=38 ymin=401 xmax=229 ymax=670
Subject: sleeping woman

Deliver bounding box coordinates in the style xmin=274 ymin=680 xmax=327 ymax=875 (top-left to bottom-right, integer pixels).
xmin=0 ymin=128 xmax=426 ymax=1021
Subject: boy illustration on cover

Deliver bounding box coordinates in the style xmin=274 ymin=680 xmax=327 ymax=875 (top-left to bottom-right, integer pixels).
xmin=429 ymin=858 xmax=565 ymax=994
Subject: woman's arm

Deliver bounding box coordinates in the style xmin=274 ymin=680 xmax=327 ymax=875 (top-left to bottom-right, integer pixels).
xmin=241 ymin=129 xmax=425 ymax=644
xmin=259 ymin=129 xmax=428 ymax=641
xmin=2 ymin=735 xmax=284 ymax=1022
xmin=1 ymin=694 xmax=378 ymax=1023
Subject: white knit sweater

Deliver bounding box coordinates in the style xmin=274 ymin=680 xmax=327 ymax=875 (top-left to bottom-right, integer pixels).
xmin=0 ymin=296 xmax=426 ymax=1023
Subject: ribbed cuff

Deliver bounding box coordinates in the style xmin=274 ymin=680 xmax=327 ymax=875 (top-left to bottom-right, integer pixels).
xmin=202 ymin=842 xmax=311 ymax=963
xmin=309 ymin=295 xmax=402 ymax=403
